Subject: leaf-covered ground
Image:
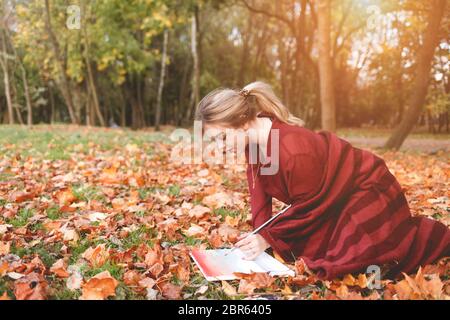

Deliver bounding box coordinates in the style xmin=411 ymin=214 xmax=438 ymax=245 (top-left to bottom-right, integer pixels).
xmin=0 ymin=125 xmax=448 ymax=300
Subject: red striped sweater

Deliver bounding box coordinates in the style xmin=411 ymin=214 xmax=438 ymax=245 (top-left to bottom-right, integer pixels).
xmin=246 ymin=116 xmax=450 ymax=280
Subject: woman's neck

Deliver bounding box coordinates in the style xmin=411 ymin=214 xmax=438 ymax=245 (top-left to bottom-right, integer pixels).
xmin=248 ymin=117 xmax=273 ymax=160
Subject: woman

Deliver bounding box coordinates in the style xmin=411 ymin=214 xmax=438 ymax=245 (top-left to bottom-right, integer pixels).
xmin=195 ymin=81 xmax=450 ymax=280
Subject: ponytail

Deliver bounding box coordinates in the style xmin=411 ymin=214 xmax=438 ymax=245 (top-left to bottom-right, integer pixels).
xmin=195 ymin=81 xmax=304 ymax=128
xmin=242 ymin=82 xmax=305 ymax=127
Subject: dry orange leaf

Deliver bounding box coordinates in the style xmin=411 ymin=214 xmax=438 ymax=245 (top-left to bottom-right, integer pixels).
xmin=0 ymin=292 xmax=11 ymax=300
xmin=14 ymin=272 xmax=48 ymax=300
xmin=8 ymin=191 xmax=35 ymax=203
xmin=159 ymin=282 xmax=182 ymax=299
xmin=54 ymin=188 xmax=77 ymax=206
xmin=50 ymin=259 xmax=70 ymax=278
xmin=0 ymin=241 xmax=11 ymax=255
xmin=82 ymin=244 xmax=110 ymax=267
xmin=80 ymin=271 xmax=118 ymax=300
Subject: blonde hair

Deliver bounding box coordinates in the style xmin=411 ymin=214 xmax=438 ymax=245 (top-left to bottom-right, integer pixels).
xmin=195 ymin=81 xmax=304 ymax=128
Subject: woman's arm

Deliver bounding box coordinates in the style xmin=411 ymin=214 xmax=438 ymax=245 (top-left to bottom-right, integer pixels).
xmin=246 ymin=164 xmax=272 ymax=228
xmin=240 ymin=164 xmax=291 ymax=259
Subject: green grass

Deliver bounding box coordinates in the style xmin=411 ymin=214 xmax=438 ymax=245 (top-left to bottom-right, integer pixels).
xmin=120 ymin=225 xmax=157 ymax=250
xmin=168 ymin=184 xmax=181 ymax=197
xmin=213 ymin=207 xmax=245 ymax=221
xmin=82 ymin=261 xmax=124 ymax=280
xmin=7 ymin=208 xmax=34 ymax=227
xmin=46 ymin=206 xmax=62 ymax=220
xmin=72 ymin=184 xmax=105 ymax=202
xmin=10 ymin=242 xmax=63 ymax=268
xmin=138 ymin=186 xmax=169 ymax=200
xmin=0 ymin=125 xmax=171 ymax=159
xmin=0 ymin=277 xmax=13 ymax=299
xmin=68 ymin=239 xmax=93 ymax=264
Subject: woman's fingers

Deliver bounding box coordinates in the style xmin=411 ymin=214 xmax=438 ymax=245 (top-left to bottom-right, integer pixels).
xmin=239 ymin=242 xmax=255 ymax=252
xmin=242 ymin=249 xmax=259 ymax=260
xmin=237 ymin=232 xmax=250 ymax=241
xmin=235 ymin=235 xmax=253 ymax=248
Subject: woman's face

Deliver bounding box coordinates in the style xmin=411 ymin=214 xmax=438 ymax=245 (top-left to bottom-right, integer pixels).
xmin=203 ymin=122 xmax=250 ymax=154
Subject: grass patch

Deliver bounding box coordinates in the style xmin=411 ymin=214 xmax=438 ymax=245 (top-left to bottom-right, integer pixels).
xmin=68 ymin=238 xmax=93 ymax=264
xmin=72 ymin=184 xmax=105 ymax=202
xmin=120 ymin=225 xmax=156 ymax=249
xmin=213 ymin=207 xmax=243 ymax=221
xmin=7 ymin=208 xmax=34 ymax=227
xmin=46 ymin=206 xmax=62 ymax=220
xmin=83 ymin=261 xmax=124 ymax=280
xmin=10 ymin=242 xmax=63 ymax=268
xmin=168 ymin=184 xmax=181 ymax=197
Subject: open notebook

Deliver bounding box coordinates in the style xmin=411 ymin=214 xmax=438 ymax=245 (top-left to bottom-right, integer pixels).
xmin=190 ymin=248 xmax=295 ymax=281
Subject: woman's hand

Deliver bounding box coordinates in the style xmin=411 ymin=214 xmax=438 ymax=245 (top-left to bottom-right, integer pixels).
xmin=235 ymin=233 xmax=270 ymax=260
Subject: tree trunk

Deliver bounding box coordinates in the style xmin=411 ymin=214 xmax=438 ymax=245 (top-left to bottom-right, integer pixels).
xmin=0 ymin=26 xmax=14 ymax=124
xmin=177 ymin=58 xmax=191 ymax=126
xmin=2 ymin=16 xmax=32 ymax=126
xmin=185 ymin=9 xmax=200 ymax=124
xmin=317 ymin=0 xmax=336 ymax=132
xmin=81 ymin=1 xmax=105 ymax=127
xmin=49 ymin=82 xmax=56 ymax=124
xmin=0 ymin=58 xmax=13 ymax=124
xmin=44 ymin=0 xmax=79 ymax=124
xmin=155 ymin=30 xmax=169 ymax=131
xmin=385 ymin=0 xmax=447 ymax=149
xmin=238 ymin=14 xmax=253 ymax=87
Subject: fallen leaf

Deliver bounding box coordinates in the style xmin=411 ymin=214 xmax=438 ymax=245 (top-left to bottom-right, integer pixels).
xmin=159 ymin=282 xmax=182 ymax=299
xmin=221 ymin=281 xmax=237 ymax=296
xmin=82 ymin=244 xmax=110 ymax=267
xmin=50 ymin=259 xmax=70 ymax=278
xmin=14 ymin=272 xmax=48 ymax=300
xmin=0 ymin=241 xmax=10 ymax=255
xmin=80 ymin=271 xmax=118 ymax=300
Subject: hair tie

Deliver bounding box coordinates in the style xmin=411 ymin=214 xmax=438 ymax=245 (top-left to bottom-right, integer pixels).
xmin=239 ymin=89 xmax=251 ymax=98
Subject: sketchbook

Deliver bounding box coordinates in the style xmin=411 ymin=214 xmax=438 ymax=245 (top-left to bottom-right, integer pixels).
xmin=190 ymin=248 xmax=295 ymax=281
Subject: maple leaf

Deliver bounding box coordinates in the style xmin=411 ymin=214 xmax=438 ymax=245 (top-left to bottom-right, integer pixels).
xmin=138 ymin=277 xmax=156 ymax=289
xmin=202 ymin=192 xmax=234 ymax=209
xmin=234 ymin=272 xmax=275 ymax=293
xmin=66 ymin=270 xmax=83 ymax=291
xmin=207 ymin=229 xmax=223 ymax=248
xmin=221 ymin=280 xmax=237 ymax=296
xmin=82 ymin=244 xmax=110 ymax=267
xmin=54 ymin=188 xmax=77 ymax=206
xmin=144 ymin=244 xmax=164 ymax=267
xmin=149 ymin=262 xmax=164 ymax=278
xmin=184 ymin=224 xmax=205 ymax=237
xmin=80 ymin=271 xmax=118 ymax=300
xmin=159 ymin=281 xmax=182 ymax=299
xmin=0 ymin=292 xmax=11 ymax=300
xmin=50 ymin=259 xmax=70 ymax=278
xmin=14 ymin=272 xmax=48 ymax=300
xmin=218 ymin=224 xmax=240 ymax=243
xmin=0 ymin=241 xmax=11 ymax=255
xmin=99 ymin=167 xmax=124 ymax=185
xmin=8 ymin=191 xmax=35 ymax=203
xmin=123 ymin=270 xmax=143 ymax=287
xmin=189 ymin=205 xmax=210 ymax=219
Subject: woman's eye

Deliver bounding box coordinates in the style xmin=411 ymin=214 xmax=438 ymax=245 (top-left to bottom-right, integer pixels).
xmin=214 ymin=133 xmax=226 ymax=141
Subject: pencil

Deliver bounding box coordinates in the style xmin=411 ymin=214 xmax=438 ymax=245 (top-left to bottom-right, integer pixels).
xmin=224 ymin=203 xmax=292 ymax=256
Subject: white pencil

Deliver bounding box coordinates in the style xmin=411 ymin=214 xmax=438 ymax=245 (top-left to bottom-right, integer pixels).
xmin=225 ymin=203 xmax=292 ymax=256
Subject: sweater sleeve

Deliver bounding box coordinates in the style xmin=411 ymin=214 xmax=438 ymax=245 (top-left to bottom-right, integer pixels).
xmin=252 ymin=153 xmax=325 ymax=262
xmin=246 ymin=164 xmax=292 ymax=258
xmin=246 ymin=164 xmax=272 ymax=229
